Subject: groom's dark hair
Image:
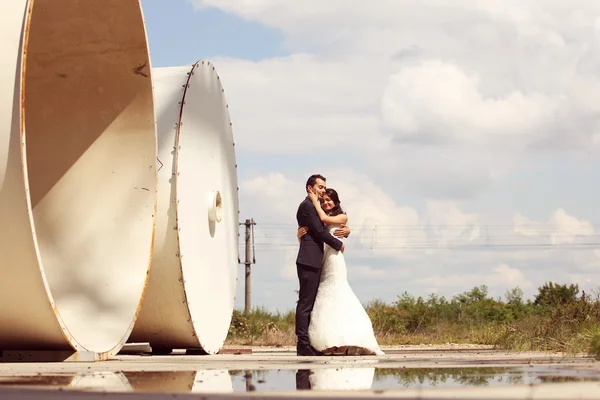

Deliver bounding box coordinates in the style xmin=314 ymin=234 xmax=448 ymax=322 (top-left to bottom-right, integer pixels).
xmin=306 ymin=174 xmax=325 ymax=191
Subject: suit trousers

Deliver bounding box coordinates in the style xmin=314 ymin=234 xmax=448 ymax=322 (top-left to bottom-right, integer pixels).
xmin=296 ymin=370 xmax=312 ymax=390
xmin=295 ymin=263 xmax=322 ymax=347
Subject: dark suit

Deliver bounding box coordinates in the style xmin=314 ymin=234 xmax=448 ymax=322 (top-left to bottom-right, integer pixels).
xmin=295 ymin=196 xmax=343 ymax=347
xmin=296 ymin=369 xmax=312 ymax=390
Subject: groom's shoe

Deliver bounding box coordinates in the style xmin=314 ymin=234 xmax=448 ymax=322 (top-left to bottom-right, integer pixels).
xmin=296 ymin=344 xmax=318 ymax=357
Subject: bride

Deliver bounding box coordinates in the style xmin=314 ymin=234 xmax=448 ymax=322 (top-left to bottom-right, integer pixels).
xmin=298 ymin=188 xmax=384 ymax=356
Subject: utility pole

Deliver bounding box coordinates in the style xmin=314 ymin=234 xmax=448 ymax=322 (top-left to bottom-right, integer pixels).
xmin=241 ymin=218 xmax=256 ymax=314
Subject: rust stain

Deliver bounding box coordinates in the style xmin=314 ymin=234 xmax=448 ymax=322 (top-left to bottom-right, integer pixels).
xmin=133 ymin=61 xmax=148 ymax=77
xmin=218 ymin=348 xmax=252 ymax=355
xmin=170 ymin=61 xmax=200 ymax=345
xmin=20 ymin=2 xmax=34 ymax=145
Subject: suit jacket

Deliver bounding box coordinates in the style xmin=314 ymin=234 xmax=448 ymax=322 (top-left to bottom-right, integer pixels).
xmin=295 ymin=196 xmax=343 ymax=269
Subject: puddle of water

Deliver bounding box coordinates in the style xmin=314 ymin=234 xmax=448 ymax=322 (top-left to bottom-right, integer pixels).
xmin=0 ymin=372 xmax=131 ymax=393
xmin=0 ymin=366 xmax=598 ymax=393
xmin=0 ymin=375 xmax=75 ymax=387
xmin=231 ymin=367 xmax=600 ymax=392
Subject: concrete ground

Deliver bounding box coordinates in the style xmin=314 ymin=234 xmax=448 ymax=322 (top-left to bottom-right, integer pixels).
xmin=0 ymin=345 xmax=599 ymax=399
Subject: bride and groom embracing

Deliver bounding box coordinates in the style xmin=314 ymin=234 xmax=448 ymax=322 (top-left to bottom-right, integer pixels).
xmin=294 ymin=174 xmax=384 ymax=357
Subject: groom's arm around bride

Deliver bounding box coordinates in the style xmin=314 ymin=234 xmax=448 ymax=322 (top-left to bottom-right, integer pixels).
xmin=296 ymin=198 xmax=344 ymax=264
xmin=297 ymin=224 xmax=351 ymax=242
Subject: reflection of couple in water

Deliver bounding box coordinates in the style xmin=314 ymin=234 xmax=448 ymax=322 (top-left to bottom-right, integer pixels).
xmin=296 ymin=370 xmax=312 ymax=390
xmin=295 ymin=174 xmax=384 ymax=357
xmin=296 ymin=367 xmax=376 ymax=391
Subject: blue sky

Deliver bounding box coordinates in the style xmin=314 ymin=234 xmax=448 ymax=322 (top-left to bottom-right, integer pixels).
xmin=140 ymin=0 xmax=600 ymax=312
xmin=141 ymin=0 xmax=285 ymax=66
xmin=141 ymin=0 xmax=313 ymax=190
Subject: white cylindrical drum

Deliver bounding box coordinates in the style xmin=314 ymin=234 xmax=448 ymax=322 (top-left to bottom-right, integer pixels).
xmin=129 ymin=61 xmax=239 ymax=354
xmin=0 ymin=0 xmax=157 ymax=358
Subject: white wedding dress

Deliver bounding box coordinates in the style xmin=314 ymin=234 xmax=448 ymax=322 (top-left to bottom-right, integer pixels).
xmin=308 ymin=224 xmax=384 ymax=355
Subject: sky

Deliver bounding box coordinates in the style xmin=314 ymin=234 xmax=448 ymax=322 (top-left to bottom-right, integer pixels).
xmin=141 ymin=0 xmax=600 ymax=312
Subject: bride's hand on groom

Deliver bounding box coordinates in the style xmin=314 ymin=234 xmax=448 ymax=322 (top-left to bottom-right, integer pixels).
xmin=333 ymin=225 xmax=351 ymax=238
xmin=297 ymin=226 xmax=308 ymax=241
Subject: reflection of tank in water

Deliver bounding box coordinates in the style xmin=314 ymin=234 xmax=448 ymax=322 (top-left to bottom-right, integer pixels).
xmin=0 ymin=0 xmax=156 ymax=360
xmin=0 ymin=372 xmax=131 ymax=392
xmin=70 ymin=372 xmax=132 ymax=392
xmin=128 ymin=62 xmax=239 ymax=356
xmin=0 ymin=375 xmax=77 ymax=390
xmin=124 ymin=371 xmax=196 ymax=393
xmin=123 ymin=370 xmax=234 ymax=394
xmin=192 ymin=370 xmax=234 ymax=393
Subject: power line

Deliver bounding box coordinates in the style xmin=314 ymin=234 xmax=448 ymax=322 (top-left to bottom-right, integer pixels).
xmin=243 ymin=225 xmax=598 ymax=236
xmin=253 ymin=223 xmax=598 ymax=229
xmin=250 ymin=225 xmax=597 ymax=237
xmin=245 ymin=244 xmax=600 ymax=251
xmin=247 ymin=234 xmax=600 ymax=239
xmin=238 ymin=222 xmax=599 ymax=252
xmin=240 ymin=243 xmax=600 ymax=252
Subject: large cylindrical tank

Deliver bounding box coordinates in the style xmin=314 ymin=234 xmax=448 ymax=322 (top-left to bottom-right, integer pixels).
xmin=0 ymin=0 xmax=157 ymax=358
xmin=128 ymin=61 xmax=239 ymax=355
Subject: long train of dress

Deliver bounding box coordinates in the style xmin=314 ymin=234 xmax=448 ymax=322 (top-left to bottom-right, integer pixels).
xmin=308 ymin=225 xmax=384 ymax=355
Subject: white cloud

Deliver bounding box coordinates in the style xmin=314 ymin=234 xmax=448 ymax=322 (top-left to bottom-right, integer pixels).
xmin=353 ymin=265 xmax=387 ymax=279
xmin=202 ymin=0 xmax=600 ymax=203
xmin=514 ymin=208 xmax=595 ymax=245
xmin=380 ymin=60 xmax=560 ymax=150
xmin=417 ymin=263 xmax=534 ymax=298
xmin=184 ymin=0 xmax=600 ymax=309
xmin=493 ymin=263 xmax=532 ymax=289
xmin=213 ymin=54 xmax=386 ymax=155
xmin=236 ymin=169 xmax=600 ymax=309
xmin=217 ymin=1 xmax=599 ymax=148
xmin=423 ymin=200 xmax=480 ymax=245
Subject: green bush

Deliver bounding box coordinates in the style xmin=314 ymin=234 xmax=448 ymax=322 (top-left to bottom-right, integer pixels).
xmin=589 ymin=331 xmax=600 ymax=359
xmin=226 ymin=283 xmax=600 ymax=357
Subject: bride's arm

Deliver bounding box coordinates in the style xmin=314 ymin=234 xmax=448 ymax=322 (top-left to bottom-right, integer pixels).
xmin=309 ymin=193 xmax=349 ymax=225
xmin=318 ymin=209 xmax=348 ymax=225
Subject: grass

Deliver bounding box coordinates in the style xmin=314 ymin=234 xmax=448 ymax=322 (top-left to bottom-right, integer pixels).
xmin=224 ymin=283 xmax=600 ymax=357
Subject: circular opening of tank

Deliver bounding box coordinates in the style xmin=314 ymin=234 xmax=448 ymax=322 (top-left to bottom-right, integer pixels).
xmin=208 ymin=190 xmax=223 ymax=223
xmin=22 ymin=0 xmax=156 ymax=353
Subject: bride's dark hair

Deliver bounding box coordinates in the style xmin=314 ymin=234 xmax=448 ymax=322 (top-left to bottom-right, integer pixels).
xmin=325 ymin=188 xmax=345 ymax=216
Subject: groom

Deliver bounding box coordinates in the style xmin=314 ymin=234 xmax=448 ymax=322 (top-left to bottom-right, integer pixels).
xmin=295 ymin=174 xmax=350 ymax=356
